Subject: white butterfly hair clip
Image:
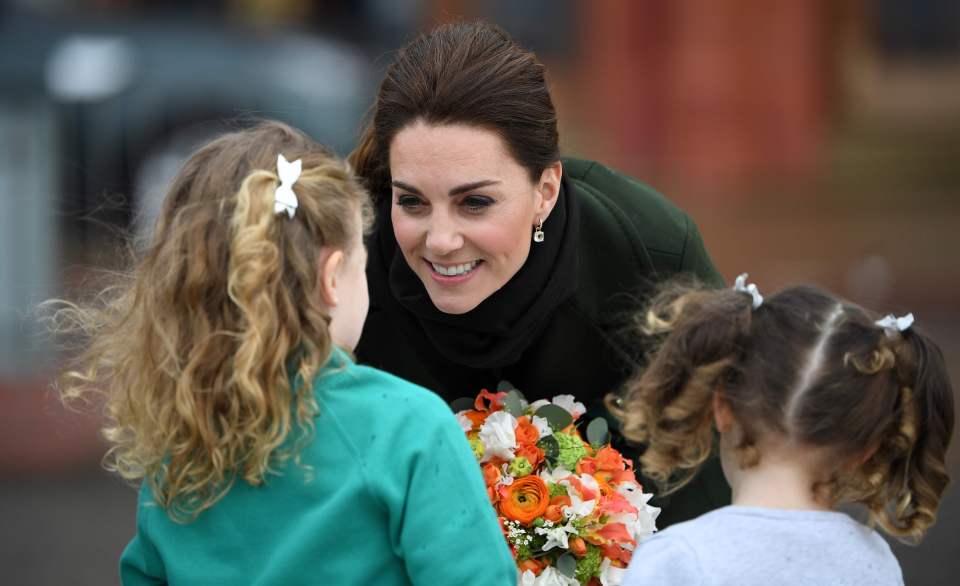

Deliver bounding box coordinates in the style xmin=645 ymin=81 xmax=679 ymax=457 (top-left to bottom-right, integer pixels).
xmin=274 ymin=153 xmax=302 ymax=219
xmin=733 ymin=273 xmax=763 ymax=309
xmin=875 ymin=313 xmax=914 ymax=338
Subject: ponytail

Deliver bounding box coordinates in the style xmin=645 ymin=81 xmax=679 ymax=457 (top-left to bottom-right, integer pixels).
xmin=858 ymin=330 xmax=954 ymax=541
xmin=609 ymin=285 xmax=754 ymax=493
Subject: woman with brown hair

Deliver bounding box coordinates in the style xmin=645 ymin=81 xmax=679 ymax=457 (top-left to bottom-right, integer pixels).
xmin=351 ymin=20 xmax=729 ymax=528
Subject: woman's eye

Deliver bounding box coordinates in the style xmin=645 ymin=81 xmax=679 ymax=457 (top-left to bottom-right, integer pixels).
xmin=462 ymin=195 xmax=494 ymax=213
xmin=396 ymin=194 xmax=425 ymax=210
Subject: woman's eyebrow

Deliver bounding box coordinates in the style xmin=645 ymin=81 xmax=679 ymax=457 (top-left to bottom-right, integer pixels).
xmin=391 ymin=179 xmax=501 ymax=196
xmin=449 ymin=180 xmax=500 ymax=195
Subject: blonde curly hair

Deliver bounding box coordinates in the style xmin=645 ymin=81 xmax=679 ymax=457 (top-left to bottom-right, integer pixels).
xmin=608 ymin=282 xmax=954 ymax=542
xmin=45 ymin=121 xmax=373 ymax=522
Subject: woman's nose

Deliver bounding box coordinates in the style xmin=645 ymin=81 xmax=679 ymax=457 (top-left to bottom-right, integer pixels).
xmin=424 ymin=215 xmax=464 ymax=255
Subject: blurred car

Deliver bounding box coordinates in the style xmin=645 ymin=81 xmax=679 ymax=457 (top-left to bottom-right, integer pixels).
xmin=0 ymin=5 xmax=374 ymax=375
xmin=0 ymin=5 xmax=374 ymax=239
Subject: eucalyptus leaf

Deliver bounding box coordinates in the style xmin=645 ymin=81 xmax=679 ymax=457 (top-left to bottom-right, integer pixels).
xmin=556 ymin=553 xmax=577 ymax=578
xmin=503 ymin=391 xmax=525 ymax=417
xmin=450 ymin=397 xmax=475 ymax=413
xmin=506 ymin=388 xmax=528 ymax=404
xmin=537 ymin=435 xmax=560 ymax=461
xmin=586 ymin=417 xmax=610 ymax=448
xmin=535 ymin=404 xmax=573 ymax=431
xmin=497 ymin=380 xmax=517 ymax=392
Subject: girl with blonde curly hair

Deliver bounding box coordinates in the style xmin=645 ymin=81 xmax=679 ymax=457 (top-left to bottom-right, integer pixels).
xmin=609 ymin=276 xmax=954 ymax=585
xmin=49 ymin=121 xmax=515 ymax=585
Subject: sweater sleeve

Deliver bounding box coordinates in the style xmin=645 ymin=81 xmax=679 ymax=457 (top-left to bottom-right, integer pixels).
xmin=119 ymin=488 xmax=168 ymax=585
xmin=374 ymin=392 xmax=517 ymax=586
xmin=622 ymin=531 xmax=704 ymax=586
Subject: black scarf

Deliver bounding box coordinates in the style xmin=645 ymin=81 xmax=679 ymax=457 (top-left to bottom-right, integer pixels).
xmin=380 ymin=179 xmax=580 ymax=369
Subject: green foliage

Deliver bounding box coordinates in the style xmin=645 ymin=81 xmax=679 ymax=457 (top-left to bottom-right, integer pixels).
xmin=586 ymin=417 xmax=609 ymax=448
xmin=555 ymin=432 xmax=589 ymax=471
xmin=450 ymin=397 xmax=475 ymax=413
xmin=503 ymin=390 xmax=526 ymax=417
xmin=575 ymin=545 xmax=603 ymax=582
xmin=535 ymin=404 xmax=573 ymax=431
xmin=556 ymin=553 xmax=577 ymax=578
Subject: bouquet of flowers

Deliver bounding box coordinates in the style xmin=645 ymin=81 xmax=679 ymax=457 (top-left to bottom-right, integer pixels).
xmin=453 ymin=385 xmax=659 ymax=586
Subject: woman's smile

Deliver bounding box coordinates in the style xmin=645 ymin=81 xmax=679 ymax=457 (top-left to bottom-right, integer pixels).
xmin=426 ymin=258 xmax=483 ymax=281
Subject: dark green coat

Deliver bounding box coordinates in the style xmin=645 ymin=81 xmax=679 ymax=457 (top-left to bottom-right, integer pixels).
xmin=357 ymin=157 xmax=730 ymax=528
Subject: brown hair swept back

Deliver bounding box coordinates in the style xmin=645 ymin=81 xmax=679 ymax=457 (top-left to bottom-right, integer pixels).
xmin=349 ymin=20 xmax=559 ymax=198
xmin=608 ymin=281 xmax=954 ymax=542
xmin=45 ymin=120 xmax=373 ymax=522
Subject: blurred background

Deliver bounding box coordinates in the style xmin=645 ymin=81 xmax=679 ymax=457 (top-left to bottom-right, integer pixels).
xmin=1 ymin=0 xmax=957 ymax=584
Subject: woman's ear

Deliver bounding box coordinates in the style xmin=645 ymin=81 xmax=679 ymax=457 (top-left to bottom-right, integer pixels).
xmin=713 ymin=390 xmax=735 ymax=434
xmin=535 ymin=160 xmax=562 ymax=220
xmin=317 ymin=248 xmax=345 ymax=308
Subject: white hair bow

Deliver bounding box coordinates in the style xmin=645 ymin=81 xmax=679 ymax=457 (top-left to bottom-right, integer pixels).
xmin=733 ymin=273 xmax=763 ymax=309
xmin=274 ymin=153 xmax=302 ymax=219
xmin=875 ymin=313 xmax=914 ymax=338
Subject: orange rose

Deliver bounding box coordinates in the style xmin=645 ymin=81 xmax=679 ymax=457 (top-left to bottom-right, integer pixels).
xmin=515 ymin=443 xmax=544 ymax=470
xmin=515 ymin=416 xmax=540 ymax=446
xmin=518 ymin=559 xmax=545 ymax=576
xmin=500 ymin=476 xmax=550 ymax=524
xmin=482 ymin=463 xmax=501 ymax=487
xmin=595 ymin=446 xmax=625 ymax=472
xmin=544 ymin=494 xmax=571 ymax=523
xmin=569 ymin=537 xmax=588 ymax=557
xmin=576 ymin=456 xmax=597 ymax=475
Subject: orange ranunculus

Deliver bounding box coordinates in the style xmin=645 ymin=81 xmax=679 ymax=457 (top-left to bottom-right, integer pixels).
xmin=515 ymin=443 xmax=544 ymax=470
xmin=544 ymin=494 xmax=571 ymax=523
xmin=518 ymin=559 xmax=545 ymax=576
xmin=482 ymin=462 xmax=502 ymax=487
xmin=595 ymin=446 xmax=626 ymax=472
xmin=515 ymin=416 xmax=540 ymax=446
xmin=500 ymin=476 xmax=550 ymax=524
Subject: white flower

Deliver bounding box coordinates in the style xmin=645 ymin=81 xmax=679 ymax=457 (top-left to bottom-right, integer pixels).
xmin=454 ymin=411 xmax=473 ymax=433
xmin=538 ymin=466 xmax=573 ymax=485
xmin=529 ymin=399 xmax=551 ymax=411
xmin=551 ymin=395 xmax=586 ymax=418
xmin=534 ymin=521 xmax=578 ymax=551
xmin=499 ymin=464 xmax=515 ymax=487
xmin=617 ymin=483 xmax=660 ymax=541
xmin=599 ymin=558 xmax=626 ymax=586
xmin=519 ymin=569 xmax=537 ymax=586
xmin=478 ymin=411 xmax=517 ymax=462
xmin=531 ymin=415 xmax=553 ymax=438
xmin=534 ymin=566 xmax=579 ymax=586
xmin=562 ymin=490 xmax=596 ymax=520
xmin=575 ymin=472 xmax=601 ymax=495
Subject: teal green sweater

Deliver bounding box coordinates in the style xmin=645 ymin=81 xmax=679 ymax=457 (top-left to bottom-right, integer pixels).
xmin=119 ymin=351 xmax=516 ymax=585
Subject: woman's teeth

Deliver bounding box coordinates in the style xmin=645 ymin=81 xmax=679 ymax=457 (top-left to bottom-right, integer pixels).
xmin=430 ymin=260 xmax=480 ymax=276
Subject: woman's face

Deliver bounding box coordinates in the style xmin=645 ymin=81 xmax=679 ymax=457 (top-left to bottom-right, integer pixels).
xmin=389 ymin=121 xmax=560 ymax=314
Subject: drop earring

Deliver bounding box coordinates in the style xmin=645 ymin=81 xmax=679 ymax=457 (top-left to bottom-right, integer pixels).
xmin=533 ymin=218 xmax=545 ymax=243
